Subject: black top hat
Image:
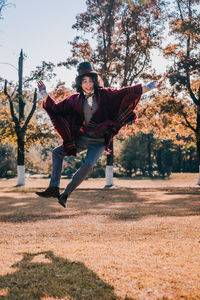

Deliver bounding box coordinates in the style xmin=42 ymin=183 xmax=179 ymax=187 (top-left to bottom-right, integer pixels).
xmin=77 ymin=62 xmax=97 ymax=77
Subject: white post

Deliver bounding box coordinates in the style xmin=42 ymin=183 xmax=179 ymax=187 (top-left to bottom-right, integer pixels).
xmin=17 ymin=165 xmax=25 ymax=186
xmin=198 ymin=165 xmax=200 ymax=186
xmin=105 ymin=165 xmax=114 ymax=187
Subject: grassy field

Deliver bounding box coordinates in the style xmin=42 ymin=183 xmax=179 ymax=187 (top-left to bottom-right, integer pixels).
xmin=0 ymin=174 xmax=200 ymax=299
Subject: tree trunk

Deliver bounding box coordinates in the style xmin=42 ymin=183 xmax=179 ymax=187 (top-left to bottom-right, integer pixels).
xmin=147 ymin=135 xmax=152 ymax=178
xmin=196 ymin=105 xmax=200 ymax=185
xmin=105 ymin=140 xmax=114 ymax=187
xmin=16 ymin=50 xmax=25 ymax=186
xmin=196 ymin=134 xmax=200 ymax=185
xmin=17 ymin=131 xmax=25 ymax=186
xmin=128 ymin=168 xmax=132 ymax=178
xmin=177 ymin=146 xmax=182 ymax=172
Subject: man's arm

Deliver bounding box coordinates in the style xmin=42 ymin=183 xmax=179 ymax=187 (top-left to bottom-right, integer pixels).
xmin=37 ymin=80 xmax=48 ymax=98
xmin=142 ymin=80 xmax=162 ymax=94
xmin=37 ymin=80 xmax=73 ymax=115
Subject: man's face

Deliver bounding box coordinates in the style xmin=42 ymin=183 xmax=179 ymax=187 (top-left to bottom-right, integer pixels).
xmin=81 ymin=76 xmax=94 ymax=94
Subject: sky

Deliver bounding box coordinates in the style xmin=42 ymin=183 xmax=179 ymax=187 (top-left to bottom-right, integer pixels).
xmin=0 ymin=0 xmax=88 ymax=90
xmin=0 ymin=0 xmax=168 ymax=91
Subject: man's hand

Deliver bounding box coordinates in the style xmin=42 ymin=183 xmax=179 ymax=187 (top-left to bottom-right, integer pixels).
xmin=142 ymin=80 xmax=163 ymax=94
xmin=37 ymin=80 xmax=48 ymax=97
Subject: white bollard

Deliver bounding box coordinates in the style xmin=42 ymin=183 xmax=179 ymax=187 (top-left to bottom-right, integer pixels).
xmin=105 ymin=165 xmax=114 ymax=187
xmin=17 ymin=165 xmax=25 ymax=186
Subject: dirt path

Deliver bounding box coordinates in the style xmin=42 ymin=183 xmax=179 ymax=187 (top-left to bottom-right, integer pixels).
xmin=0 ymin=175 xmax=200 ymax=299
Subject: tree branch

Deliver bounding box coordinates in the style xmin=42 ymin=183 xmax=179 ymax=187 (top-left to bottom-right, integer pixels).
xmin=184 ymin=29 xmax=199 ymax=105
xmin=23 ymin=88 xmax=37 ymax=131
xmin=4 ymin=80 xmax=19 ymax=127
xmin=181 ymin=110 xmax=196 ymax=133
xmin=176 ymin=0 xmax=184 ymax=22
xmin=186 ymin=80 xmax=199 ymax=105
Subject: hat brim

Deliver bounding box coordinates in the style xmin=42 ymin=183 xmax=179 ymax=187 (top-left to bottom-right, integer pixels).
xmin=78 ymin=70 xmax=98 ymax=77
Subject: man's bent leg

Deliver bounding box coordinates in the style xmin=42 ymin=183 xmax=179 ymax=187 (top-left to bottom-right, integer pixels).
xmin=63 ymin=163 xmax=93 ymax=196
xmin=58 ymin=143 xmax=105 ymax=207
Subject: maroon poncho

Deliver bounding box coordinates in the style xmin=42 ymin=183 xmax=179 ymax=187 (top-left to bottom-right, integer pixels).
xmin=43 ymin=84 xmax=142 ymax=156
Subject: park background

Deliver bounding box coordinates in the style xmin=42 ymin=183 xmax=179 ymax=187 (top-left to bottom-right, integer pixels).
xmin=0 ymin=0 xmax=200 ymax=299
xmin=0 ymin=0 xmax=199 ymax=185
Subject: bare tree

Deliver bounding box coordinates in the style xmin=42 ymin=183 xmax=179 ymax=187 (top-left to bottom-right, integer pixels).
xmin=0 ymin=0 xmax=13 ymax=19
xmin=3 ymin=49 xmax=55 ymax=185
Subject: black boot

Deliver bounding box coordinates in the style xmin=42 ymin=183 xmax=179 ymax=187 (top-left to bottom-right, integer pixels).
xmin=36 ymin=186 xmax=60 ymax=198
xmin=58 ymin=193 xmax=68 ymax=208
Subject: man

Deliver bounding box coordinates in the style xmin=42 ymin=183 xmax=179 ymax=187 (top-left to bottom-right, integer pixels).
xmin=36 ymin=62 xmax=162 ymax=208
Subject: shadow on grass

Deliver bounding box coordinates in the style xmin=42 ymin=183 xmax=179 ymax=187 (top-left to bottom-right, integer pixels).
xmin=0 ymin=193 xmax=77 ymax=223
xmin=0 ymin=187 xmax=200 ymax=223
xmin=73 ymin=188 xmax=200 ymax=221
xmin=0 ymin=251 xmax=124 ymax=300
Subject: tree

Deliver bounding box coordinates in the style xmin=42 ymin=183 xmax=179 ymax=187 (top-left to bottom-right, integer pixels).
xmin=155 ymin=139 xmax=173 ymax=178
xmin=116 ymin=81 xmax=197 ymax=176
xmin=119 ymin=133 xmax=173 ymax=177
xmin=0 ymin=0 xmax=13 ymax=19
xmin=172 ymin=140 xmax=198 ymax=172
xmin=120 ymin=136 xmax=140 ymax=177
xmin=163 ymin=0 xmax=200 ymax=184
xmin=3 ymin=49 xmax=55 ymax=185
xmin=0 ymin=142 xmax=16 ymax=177
xmin=59 ymin=0 xmax=164 ymax=185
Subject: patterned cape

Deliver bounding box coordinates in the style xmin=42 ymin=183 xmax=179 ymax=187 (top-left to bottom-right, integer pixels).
xmin=43 ymin=84 xmax=142 ymax=156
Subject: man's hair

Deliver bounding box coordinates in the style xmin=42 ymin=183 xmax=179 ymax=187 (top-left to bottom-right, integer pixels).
xmin=73 ymin=73 xmax=102 ymax=94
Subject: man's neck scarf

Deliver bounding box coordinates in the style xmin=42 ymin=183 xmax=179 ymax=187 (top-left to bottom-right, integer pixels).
xmin=84 ymin=90 xmax=95 ymax=108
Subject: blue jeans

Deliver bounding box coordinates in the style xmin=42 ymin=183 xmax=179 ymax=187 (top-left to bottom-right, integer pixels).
xmin=50 ymin=136 xmax=105 ymax=196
